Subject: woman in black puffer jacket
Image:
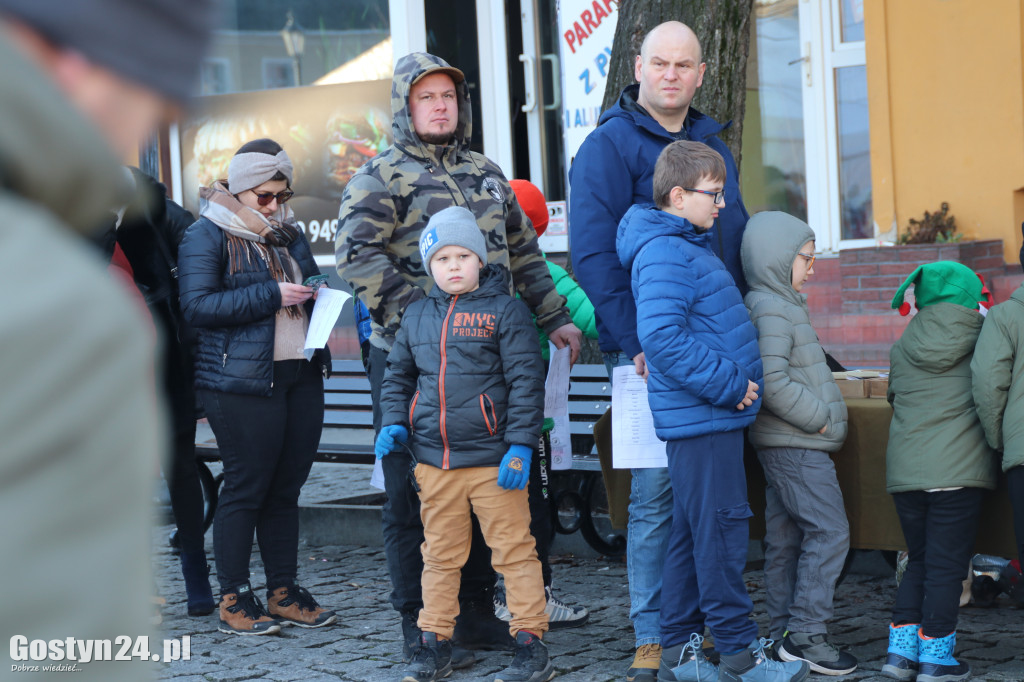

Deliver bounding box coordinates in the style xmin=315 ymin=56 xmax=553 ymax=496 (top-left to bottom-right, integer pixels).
xmin=178 ymin=138 xmax=334 ymax=636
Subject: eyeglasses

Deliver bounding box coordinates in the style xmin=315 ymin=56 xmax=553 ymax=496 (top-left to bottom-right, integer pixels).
xmin=683 ymin=187 xmax=725 ymax=204
xmin=797 ymin=252 xmax=816 ymax=268
xmin=249 ymin=189 xmax=294 ymax=206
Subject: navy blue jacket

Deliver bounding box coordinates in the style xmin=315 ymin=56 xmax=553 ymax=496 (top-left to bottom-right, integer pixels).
xmin=379 ymin=265 xmax=544 ymax=470
xmin=178 ymin=217 xmax=329 ymax=396
xmin=616 ymin=204 xmax=762 ymax=440
xmin=569 ymin=85 xmax=750 ymax=357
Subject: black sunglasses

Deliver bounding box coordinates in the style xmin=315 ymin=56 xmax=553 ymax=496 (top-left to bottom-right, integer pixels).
xmin=249 ymin=189 xmax=294 ymax=206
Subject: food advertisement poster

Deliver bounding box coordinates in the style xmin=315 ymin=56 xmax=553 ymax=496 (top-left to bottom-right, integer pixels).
xmin=178 ymin=80 xmax=392 ymax=260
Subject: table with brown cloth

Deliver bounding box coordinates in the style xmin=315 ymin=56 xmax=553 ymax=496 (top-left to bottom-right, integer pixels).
xmin=599 ymin=399 xmax=1018 ymax=558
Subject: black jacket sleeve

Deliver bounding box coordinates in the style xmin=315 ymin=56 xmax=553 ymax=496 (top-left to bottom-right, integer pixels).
xmin=498 ymin=298 xmax=545 ymax=447
xmin=380 ymin=319 xmax=418 ymax=428
xmin=177 ymin=220 xmax=282 ymax=328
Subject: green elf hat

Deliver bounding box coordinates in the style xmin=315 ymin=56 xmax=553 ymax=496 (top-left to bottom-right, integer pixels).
xmin=891 ymin=261 xmax=984 ymax=316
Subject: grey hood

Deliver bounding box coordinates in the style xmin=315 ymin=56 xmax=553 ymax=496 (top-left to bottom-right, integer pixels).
xmin=741 ymin=211 xmax=816 ymax=307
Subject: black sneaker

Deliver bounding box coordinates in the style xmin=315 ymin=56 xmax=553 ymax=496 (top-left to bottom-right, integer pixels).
xmin=401 ymin=632 xmax=453 ymax=682
xmin=494 ymin=630 xmax=554 ymax=682
xmin=778 ymin=633 xmax=857 ymax=676
xmin=453 ymin=597 xmax=515 ymax=650
xmin=400 ymin=609 xmax=475 ymax=670
xmin=401 ymin=610 xmax=422 ymax=661
xmin=451 ymin=645 xmax=476 ymax=670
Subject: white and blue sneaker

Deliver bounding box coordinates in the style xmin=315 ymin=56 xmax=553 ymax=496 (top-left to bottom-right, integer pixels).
xmin=659 ymin=633 xmax=720 ymax=681
xmin=720 ymin=638 xmax=809 ymax=682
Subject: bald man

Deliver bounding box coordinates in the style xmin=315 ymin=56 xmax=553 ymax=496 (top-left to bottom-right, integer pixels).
xmin=568 ymin=21 xmax=761 ymax=682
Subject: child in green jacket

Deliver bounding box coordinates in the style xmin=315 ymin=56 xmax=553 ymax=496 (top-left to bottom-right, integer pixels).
xmin=883 ymin=261 xmax=996 ymax=682
xmin=971 ymin=264 xmax=1024 ymax=608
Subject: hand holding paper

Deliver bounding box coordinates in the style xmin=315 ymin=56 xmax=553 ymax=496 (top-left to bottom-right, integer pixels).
xmin=303 ymin=288 xmax=351 ymax=360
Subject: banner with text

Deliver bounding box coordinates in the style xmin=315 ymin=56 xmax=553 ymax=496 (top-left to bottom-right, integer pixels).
xmin=558 ymin=0 xmax=620 ymax=171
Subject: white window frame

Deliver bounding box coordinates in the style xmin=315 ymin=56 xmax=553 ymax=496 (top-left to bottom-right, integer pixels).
xmin=798 ymin=0 xmax=871 ymax=253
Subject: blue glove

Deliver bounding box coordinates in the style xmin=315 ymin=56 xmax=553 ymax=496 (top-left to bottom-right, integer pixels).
xmin=375 ymin=425 xmax=408 ymax=460
xmin=497 ymin=445 xmax=532 ymax=490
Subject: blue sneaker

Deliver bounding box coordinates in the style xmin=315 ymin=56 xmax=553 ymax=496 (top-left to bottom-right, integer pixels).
xmin=917 ymin=630 xmax=970 ymax=682
xmin=719 ymin=638 xmax=809 ymax=682
xmin=881 ymin=622 xmax=919 ymax=680
xmin=658 ymin=634 xmax=719 ymax=681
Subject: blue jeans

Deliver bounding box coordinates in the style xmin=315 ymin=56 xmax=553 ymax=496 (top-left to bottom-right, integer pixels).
xmin=605 ymin=351 xmax=673 ymax=647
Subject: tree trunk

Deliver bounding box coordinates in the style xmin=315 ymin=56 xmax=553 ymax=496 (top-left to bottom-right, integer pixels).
xmin=601 ymin=0 xmax=754 ymax=174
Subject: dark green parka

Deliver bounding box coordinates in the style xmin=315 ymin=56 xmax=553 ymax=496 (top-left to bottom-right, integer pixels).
xmin=886 ymin=303 xmax=997 ymax=492
xmin=971 ymin=284 xmax=1024 ymax=472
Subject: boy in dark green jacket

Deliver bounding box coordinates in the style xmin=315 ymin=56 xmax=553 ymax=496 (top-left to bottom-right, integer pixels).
xmin=971 ymin=270 xmax=1024 ymax=608
xmin=883 ymin=261 xmax=996 ymax=682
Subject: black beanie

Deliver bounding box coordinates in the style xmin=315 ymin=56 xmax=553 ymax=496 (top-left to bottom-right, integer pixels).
xmin=0 ymin=0 xmax=215 ymax=102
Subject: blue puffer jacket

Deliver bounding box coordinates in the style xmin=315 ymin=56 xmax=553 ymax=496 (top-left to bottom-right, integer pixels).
xmin=616 ymin=204 xmax=763 ymax=440
xmin=178 ymin=217 xmax=330 ymax=396
xmin=569 ymin=85 xmax=750 ymax=358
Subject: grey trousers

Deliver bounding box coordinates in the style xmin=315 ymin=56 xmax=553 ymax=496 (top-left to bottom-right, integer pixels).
xmin=757 ymin=447 xmax=850 ymax=638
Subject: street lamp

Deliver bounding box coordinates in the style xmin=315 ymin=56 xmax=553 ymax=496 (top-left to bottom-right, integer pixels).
xmin=280 ymin=11 xmax=305 ymax=86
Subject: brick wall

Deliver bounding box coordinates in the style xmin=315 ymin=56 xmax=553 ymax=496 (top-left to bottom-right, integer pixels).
xmin=802 ymin=240 xmax=1016 ymax=367
xmin=839 ymin=240 xmax=1005 ymax=314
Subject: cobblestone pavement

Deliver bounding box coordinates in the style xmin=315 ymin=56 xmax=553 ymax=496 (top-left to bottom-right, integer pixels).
xmin=154 ymin=464 xmax=1024 ymax=681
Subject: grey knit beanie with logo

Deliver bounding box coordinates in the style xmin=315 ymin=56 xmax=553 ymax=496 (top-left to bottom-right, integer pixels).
xmin=419 ymin=206 xmax=488 ymax=266
xmin=0 ymin=0 xmax=214 ymax=102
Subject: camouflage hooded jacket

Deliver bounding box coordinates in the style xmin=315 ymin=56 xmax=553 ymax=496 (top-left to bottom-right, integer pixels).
xmin=335 ymin=52 xmax=570 ymax=350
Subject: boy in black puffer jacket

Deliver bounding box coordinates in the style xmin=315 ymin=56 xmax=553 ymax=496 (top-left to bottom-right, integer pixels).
xmin=377 ymin=206 xmax=553 ymax=682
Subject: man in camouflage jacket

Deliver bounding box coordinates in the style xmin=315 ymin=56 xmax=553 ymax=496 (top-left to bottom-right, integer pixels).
xmin=336 ymin=51 xmax=581 ymax=655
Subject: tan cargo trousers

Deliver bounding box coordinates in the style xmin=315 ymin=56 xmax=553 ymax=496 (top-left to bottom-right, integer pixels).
xmin=414 ymin=463 xmax=548 ymax=640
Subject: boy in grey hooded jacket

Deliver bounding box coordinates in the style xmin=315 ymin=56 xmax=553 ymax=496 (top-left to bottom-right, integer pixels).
xmin=740 ymin=212 xmax=856 ymax=676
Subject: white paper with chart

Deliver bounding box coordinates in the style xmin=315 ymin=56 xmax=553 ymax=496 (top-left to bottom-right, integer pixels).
xmin=611 ymin=366 xmax=667 ymax=468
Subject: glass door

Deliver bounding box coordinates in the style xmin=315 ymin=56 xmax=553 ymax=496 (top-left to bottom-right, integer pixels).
xmin=742 ymin=0 xmax=872 ymax=252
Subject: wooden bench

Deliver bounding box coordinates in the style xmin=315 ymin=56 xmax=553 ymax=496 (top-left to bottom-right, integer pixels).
xmin=192 ymin=360 xmax=624 ymax=556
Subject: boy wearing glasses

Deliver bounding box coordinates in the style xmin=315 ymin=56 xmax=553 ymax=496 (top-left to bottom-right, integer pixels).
xmin=739 ymin=211 xmax=856 ymax=675
xmin=618 ymin=141 xmax=809 ymax=682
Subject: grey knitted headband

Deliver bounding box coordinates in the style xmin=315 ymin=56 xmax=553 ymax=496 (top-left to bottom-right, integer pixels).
xmin=227 ymin=150 xmax=294 ymax=194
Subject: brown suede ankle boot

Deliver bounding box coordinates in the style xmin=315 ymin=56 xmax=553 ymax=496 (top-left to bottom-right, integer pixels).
xmin=267 ymin=584 xmax=337 ymax=628
xmin=218 ymin=584 xmax=281 ymax=636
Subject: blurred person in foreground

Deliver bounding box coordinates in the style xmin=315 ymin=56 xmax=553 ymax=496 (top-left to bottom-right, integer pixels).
xmin=0 ymin=0 xmax=212 ymax=679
